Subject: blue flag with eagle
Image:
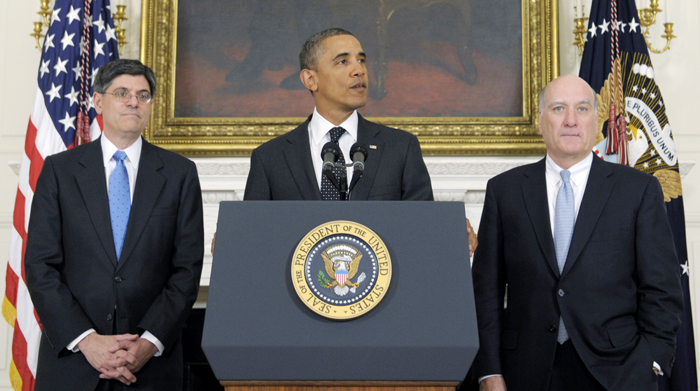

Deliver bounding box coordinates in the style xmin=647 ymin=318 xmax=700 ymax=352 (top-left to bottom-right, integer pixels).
xmin=579 ymin=0 xmax=697 ymax=390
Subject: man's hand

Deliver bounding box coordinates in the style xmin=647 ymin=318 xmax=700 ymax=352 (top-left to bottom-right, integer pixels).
xmin=108 ymin=336 xmax=159 ymax=374
xmin=77 ymin=332 xmax=138 ymax=385
xmin=480 ymin=375 xmax=507 ymax=391
xmin=467 ymin=218 xmax=478 ymax=256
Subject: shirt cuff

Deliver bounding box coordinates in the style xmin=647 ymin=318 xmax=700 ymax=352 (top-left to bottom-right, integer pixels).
xmin=478 ymin=374 xmax=502 ymax=383
xmin=67 ymin=329 xmax=96 ymax=352
xmin=141 ymin=331 xmax=164 ymax=357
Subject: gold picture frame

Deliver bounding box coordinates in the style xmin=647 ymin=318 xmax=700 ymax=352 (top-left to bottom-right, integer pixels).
xmin=140 ymin=0 xmax=558 ymax=156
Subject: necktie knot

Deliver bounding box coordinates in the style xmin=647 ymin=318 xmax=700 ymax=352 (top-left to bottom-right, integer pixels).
xmin=113 ymin=150 xmax=127 ymax=163
xmin=560 ymin=169 xmax=571 ymax=183
xmin=329 ymin=127 xmax=346 ymax=143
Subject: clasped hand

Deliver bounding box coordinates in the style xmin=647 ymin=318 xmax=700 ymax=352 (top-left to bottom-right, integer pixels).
xmin=78 ymin=333 xmax=158 ymax=385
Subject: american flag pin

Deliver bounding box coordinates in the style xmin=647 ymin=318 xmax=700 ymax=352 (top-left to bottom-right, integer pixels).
xmin=369 ymin=145 xmax=377 ymax=149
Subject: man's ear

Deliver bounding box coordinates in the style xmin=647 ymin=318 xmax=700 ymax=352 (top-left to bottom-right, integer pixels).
xmin=93 ymin=92 xmax=103 ymax=115
xmin=300 ymin=69 xmax=317 ymax=92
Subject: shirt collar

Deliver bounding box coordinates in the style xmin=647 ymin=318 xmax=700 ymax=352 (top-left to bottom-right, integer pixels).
xmin=308 ymin=107 xmax=358 ymax=146
xmin=101 ymin=134 xmax=143 ymax=168
xmin=545 ymin=152 xmax=593 ymax=188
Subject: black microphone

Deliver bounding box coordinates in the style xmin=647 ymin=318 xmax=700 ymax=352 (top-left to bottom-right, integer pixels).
xmin=348 ymin=143 xmax=368 ymax=194
xmin=321 ymin=142 xmax=340 ymax=190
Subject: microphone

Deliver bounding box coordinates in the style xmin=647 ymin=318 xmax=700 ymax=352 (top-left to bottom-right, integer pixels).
xmin=348 ymin=143 xmax=369 ymax=194
xmin=321 ymin=142 xmax=340 ymax=190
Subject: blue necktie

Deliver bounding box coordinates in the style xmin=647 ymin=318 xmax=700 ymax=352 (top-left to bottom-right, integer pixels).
xmin=109 ymin=151 xmax=130 ymax=261
xmin=321 ymin=127 xmax=347 ymax=200
xmin=554 ymin=169 xmax=574 ymax=343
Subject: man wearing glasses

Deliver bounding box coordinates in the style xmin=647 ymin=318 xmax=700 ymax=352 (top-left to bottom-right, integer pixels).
xmin=25 ymin=59 xmax=204 ymax=390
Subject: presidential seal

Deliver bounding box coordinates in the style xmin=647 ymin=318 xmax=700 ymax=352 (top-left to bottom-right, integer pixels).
xmin=291 ymin=221 xmax=392 ymax=320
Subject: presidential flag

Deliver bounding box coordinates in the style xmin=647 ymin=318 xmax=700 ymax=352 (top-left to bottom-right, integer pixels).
xmin=579 ymin=0 xmax=697 ymax=389
xmin=2 ymin=1 xmax=119 ymax=389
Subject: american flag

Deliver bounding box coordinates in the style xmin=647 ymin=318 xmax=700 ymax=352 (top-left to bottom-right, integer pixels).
xmin=2 ymin=1 xmax=118 ymax=389
xmin=580 ymin=0 xmax=697 ymax=390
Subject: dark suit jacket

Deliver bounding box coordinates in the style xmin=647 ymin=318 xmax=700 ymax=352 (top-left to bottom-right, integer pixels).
xmin=471 ymin=155 xmax=682 ymax=391
xmin=25 ymin=137 xmax=204 ymax=391
xmin=244 ymin=114 xmax=433 ymax=200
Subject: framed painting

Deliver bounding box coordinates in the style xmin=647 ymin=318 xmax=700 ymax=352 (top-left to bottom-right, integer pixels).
xmin=140 ymin=0 xmax=559 ymax=156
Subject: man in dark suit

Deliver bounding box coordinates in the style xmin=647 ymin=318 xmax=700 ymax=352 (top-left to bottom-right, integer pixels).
xmin=25 ymin=59 xmax=204 ymax=390
xmin=472 ymin=74 xmax=682 ymax=391
xmin=244 ymin=27 xmax=433 ymax=202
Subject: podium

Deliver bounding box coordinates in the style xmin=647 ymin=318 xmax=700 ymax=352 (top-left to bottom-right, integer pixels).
xmin=203 ymin=201 xmax=478 ymax=391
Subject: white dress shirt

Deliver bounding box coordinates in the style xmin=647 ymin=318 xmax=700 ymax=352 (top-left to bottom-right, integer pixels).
xmin=545 ymin=153 xmax=593 ymax=235
xmin=67 ymin=135 xmax=164 ymax=357
xmin=308 ymin=107 xmax=358 ymax=189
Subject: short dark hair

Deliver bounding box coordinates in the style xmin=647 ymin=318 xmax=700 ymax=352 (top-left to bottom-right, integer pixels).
xmin=94 ymin=59 xmax=156 ymax=96
xmin=299 ymin=28 xmax=355 ymax=71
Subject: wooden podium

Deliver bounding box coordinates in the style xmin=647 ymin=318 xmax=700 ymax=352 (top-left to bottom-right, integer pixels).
xmin=204 ymin=202 xmax=478 ymax=389
xmin=221 ymin=381 xmax=459 ymax=391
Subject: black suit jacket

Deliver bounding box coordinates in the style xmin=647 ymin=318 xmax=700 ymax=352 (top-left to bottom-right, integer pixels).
xmin=25 ymin=137 xmax=204 ymax=391
xmin=471 ymin=155 xmax=682 ymax=391
xmin=244 ymin=114 xmax=433 ymax=200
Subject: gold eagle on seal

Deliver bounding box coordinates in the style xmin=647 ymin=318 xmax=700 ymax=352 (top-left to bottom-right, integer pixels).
xmin=321 ymin=245 xmax=365 ymax=297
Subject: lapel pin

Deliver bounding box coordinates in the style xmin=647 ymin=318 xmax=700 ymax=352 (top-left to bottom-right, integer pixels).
xmin=369 ymin=145 xmax=377 ymax=149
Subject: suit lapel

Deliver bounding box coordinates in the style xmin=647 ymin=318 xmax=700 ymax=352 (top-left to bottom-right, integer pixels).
xmin=561 ymin=155 xmax=614 ymax=277
xmin=282 ymin=119 xmax=322 ymax=200
xmin=521 ymin=159 xmax=560 ymax=277
xmin=349 ymin=115 xmax=384 ymax=200
xmin=117 ymin=140 xmax=166 ymax=271
xmin=75 ymin=139 xmax=118 ymax=266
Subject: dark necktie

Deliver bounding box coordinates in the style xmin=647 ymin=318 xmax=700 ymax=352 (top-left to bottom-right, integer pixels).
xmin=321 ymin=127 xmax=346 ymax=200
xmin=109 ymin=151 xmax=130 ymax=261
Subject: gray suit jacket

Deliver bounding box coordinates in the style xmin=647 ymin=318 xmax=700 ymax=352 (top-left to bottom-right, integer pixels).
xmin=244 ymin=114 xmax=433 ymax=201
xmin=25 ymin=137 xmax=204 ymax=391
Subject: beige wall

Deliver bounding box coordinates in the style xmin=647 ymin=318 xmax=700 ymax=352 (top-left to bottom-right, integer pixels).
xmin=0 ymin=1 xmax=697 ymax=388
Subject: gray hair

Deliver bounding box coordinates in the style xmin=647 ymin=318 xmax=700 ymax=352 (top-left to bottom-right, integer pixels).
xmin=538 ymin=79 xmax=599 ymax=113
xmin=94 ymin=59 xmax=156 ymax=96
xmin=299 ymin=28 xmax=355 ymax=71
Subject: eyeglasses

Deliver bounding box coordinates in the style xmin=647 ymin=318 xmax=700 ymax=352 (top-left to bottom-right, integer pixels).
xmin=104 ymin=89 xmax=152 ymax=104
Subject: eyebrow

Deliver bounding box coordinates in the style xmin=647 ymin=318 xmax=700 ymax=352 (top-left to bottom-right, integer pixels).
xmin=112 ymin=87 xmax=151 ymax=94
xmin=547 ymin=98 xmax=593 ymax=108
xmin=332 ymin=51 xmax=367 ymax=62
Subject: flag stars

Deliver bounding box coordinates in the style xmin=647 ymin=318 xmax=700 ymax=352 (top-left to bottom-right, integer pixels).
xmin=45 ymin=83 xmax=62 ymax=102
xmin=589 ymin=22 xmax=597 ymax=37
xmin=60 ymin=31 xmax=75 ymax=50
xmin=94 ymin=14 xmax=106 ymax=34
xmin=94 ymin=41 xmax=105 ymax=59
xmin=105 ymin=25 xmax=117 ymax=42
xmin=44 ymin=34 xmax=55 ymax=52
xmin=39 ymin=60 xmax=50 ymax=78
xmin=599 ymin=18 xmax=610 ymax=34
xmin=643 ymin=162 xmax=649 ymax=169
xmin=53 ymin=58 xmax=68 ymax=76
xmin=66 ymin=5 xmax=81 ymax=25
xmin=73 ymin=61 xmax=81 ymax=81
xmin=632 ymin=85 xmax=639 ymax=92
xmin=642 ymin=88 xmax=647 ymax=94
xmin=656 ymin=158 xmax=662 ymax=166
xmin=90 ymin=67 xmax=100 ymax=85
xmin=659 ymin=100 xmax=664 ymax=107
xmin=58 ymin=112 xmax=76 ymax=132
xmin=650 ymin=149 xmax=656 ymax=156
xmin=681 ymin=261 xmax=689 ymax=276
xmin=51 ymin=8 xmax=61 ymax=26
xmin=65 ymin=86 xmax=79 ymax=106
xmin=628 ymin=18 xmax=640 ymax=33
xmin=650 ymin=92 xmax=656 ymax=98
xmin=613 ymin=20 xmax=624 ymax=32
